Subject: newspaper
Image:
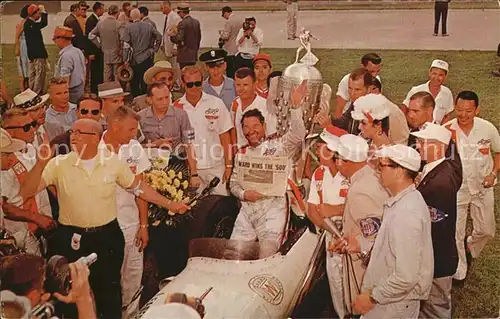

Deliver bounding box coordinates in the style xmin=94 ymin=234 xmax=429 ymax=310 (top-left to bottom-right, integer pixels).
xmin=236 ymin=154 xmax=290 ymax=197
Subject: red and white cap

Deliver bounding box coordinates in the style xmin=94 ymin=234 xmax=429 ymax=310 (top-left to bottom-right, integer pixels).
xmin=351 ymin=93 xmax=390 ymax=122
xmin=318 ymin=125 xmax=348 ymax=152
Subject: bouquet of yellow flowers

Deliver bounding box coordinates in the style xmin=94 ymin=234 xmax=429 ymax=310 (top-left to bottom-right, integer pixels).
xmin=145 ymin=157 xmax=197 ymax=227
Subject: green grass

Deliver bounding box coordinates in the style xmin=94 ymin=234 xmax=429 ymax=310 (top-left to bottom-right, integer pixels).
xmin=2 ymin=45 xmax=499 ymax=317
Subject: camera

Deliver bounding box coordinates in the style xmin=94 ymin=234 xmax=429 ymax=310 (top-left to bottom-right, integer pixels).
xmin=242 ymin=21 xmax=252 ymax=39
xmin=218 ymin=37 xmax=225 ymax=49
xmin=44 ymin=253 xmax=97 ymax=295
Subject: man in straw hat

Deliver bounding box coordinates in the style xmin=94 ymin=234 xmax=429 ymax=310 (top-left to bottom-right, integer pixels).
xmin=133 ymin=60 xmax=174 ymax=111
xmin=24 ymin=4 xmax=49 ymax=95
xmin=98 ymin=81 xmax=129 ymax=122
xmin=0 ymin=128 xmax=56 ymax=256
xmin=169 ymin=3 xmax=201 ymax=69
xmin=53 ymin=26 xmax=86 ymax=104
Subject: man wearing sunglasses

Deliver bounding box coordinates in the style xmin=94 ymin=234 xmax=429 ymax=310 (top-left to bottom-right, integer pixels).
xmin=0 ymin=117 xmax=55 ymax=256
xmin=200 ymin=49 xmax=235 ymax=110
xmin=327 ymin=134 xmax=389 ymax=316
xmin=174 ymin=66 xmax=233 ymax=196
xmin=133 ymin=61 xmax=175 ymax=112
xmin=51 ymin=93 xmax=102 ymax=156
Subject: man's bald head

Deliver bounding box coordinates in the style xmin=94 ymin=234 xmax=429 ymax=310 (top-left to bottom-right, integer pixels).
xmin=72 ymin=119 xmax=103 ymax=137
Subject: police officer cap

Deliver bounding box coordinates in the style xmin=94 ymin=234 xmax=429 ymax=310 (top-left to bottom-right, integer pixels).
xmin=199 ymin=49 xmax=227 ymax=66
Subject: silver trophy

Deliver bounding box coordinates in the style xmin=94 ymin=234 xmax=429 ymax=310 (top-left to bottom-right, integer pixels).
xmin=270 ymin=28 xmax=332 ymax=187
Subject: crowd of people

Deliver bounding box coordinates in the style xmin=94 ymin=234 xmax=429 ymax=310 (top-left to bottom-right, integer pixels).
xmin=0 ymin=1 xmax=498 ymax=319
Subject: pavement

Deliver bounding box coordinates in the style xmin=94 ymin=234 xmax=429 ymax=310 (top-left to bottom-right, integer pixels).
xmin=1 ymin=9 xmax=499 ymax=50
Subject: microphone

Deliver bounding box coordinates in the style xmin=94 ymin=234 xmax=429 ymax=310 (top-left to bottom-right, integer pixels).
xmin=189 ymin=177 xmax=220 ymax=204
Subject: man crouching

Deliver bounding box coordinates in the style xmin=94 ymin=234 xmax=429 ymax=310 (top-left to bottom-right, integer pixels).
xmin=229 ymin=106 xmax=306 ymax=258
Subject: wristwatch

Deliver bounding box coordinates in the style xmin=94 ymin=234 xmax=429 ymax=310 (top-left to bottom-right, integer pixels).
xmin=191 ymin=173 xmax=199 ymax=177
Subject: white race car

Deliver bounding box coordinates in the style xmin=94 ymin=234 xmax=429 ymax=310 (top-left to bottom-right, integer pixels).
xmin=137 ymin=219 xmax=326 ymax=319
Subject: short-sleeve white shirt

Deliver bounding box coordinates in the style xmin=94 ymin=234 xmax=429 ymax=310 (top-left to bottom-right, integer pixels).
xmin=307 ymin=166 xmax=349 ymax=206
xmin=337 ymin=73 xmax=382 ymax=114
xmin=175 ymin=93 xmax=234 ymax=169
xmin=231 ymin=95 xmax=277 ymax=147
xmin=402 ymin=81 xmax=454 ymax=124
xmin=99 ymin=134 xmax=151 ymax=229
xmin=0 ymin=145 xmax=52 ymax=235
xmin=444 ymin=117 xmax=500 ymax=195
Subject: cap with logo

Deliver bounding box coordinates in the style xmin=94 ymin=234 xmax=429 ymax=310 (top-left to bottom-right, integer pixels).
xmin=253 ymin=53 xmax=272 ymax=67
xmin=430 ymin=59 xmax=449 ymax=73
xmin=98 ymin=82 xmax=130 ymax=99
xmin=336 ymin=134 xmax=369 ymax=162
xmin=375 ymin=144 xmax=422 ymax=172
xmin=351 ymin=93 xmax=390 ymax=122
xmin=199 ymin=49 xmax=227 ymax=67
xmin=318 ymin=125 xmax=348 ymax=152
xmin=410 ymin=122 xmax=452 ymax=145
xmin=144 ymin=61 xmax=174 ymax=85
xmin=0 ymin=128 xmax=26 ymax=153
xmin=13 ymin=89 xmax=49 ymax=111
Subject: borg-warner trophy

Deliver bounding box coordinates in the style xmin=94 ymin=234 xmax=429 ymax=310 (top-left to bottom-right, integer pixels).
xmin=268 ymin=27 xmax=332 ymax=199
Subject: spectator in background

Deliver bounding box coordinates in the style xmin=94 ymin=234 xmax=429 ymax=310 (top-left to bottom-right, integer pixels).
xmin=234 ymin=17 xmax=264 ymax=72
xmin=119 ymin=2 xmax=133 ymax=25
xmin=169 ymin=3 xmax=201 ymax=69
xmin=284 ymin=0 xmax=298 ymax=40
xmin=161 ymin=1 xmax=182 ymax=90
xmin=63 ymin=3 xmax=86 ymax=52
xmin=15 ymin=5 xmax=30 ymax=92
xmin=334 ymin=53 xmax=382 ymax=119
xmin=85 ymin=2 xmax=105 ymax=94
xmin=219 ymin=6 xmax=242 ymax=78
xmin=139 ymin=6 xmax=157 ymax=30
xmin=253 ymin=53 xmax=272 ymax=99
xmin=89 ymin=5 xmax=124 ymax=83
xmin=122 ymin=8 xmax=162 ymax=97
xmin=53 ymin=26 xmax=86 ymax=104
xmin=434 ymin=0 xmax=450 ymax=36
xmin=24 ymin=4 xmax=49 ymax=95
xmin=77 ymin=1 xmax=89 ymax=31
xmin=134 ymin=61 xmax=175 ymax=111
xmin=45 ymin=77 xmax=78 ymax=132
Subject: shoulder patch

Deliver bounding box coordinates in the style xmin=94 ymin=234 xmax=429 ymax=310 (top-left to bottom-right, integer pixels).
xmin=231 ymin=99 xmax=239 ymax=112
xmin=359 ymin=217 xmax=381 ymax=237
xmin=428 ymin=206 xmax=448 ymax=223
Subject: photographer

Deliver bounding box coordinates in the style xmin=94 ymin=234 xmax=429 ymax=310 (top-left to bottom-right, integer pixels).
xmin=234 ymin=17 xmax=263 ymax=72
xmin=0 ymin=253 xmax=96 ymax=318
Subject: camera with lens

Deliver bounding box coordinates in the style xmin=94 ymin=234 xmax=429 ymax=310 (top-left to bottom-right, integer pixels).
xmin=44 ymin=253 xmax=97 ymax=295
xmin=218 ymin=37 xmax=225 ymax=49
xmin=242 ymin=21 xmax=252 ymax=39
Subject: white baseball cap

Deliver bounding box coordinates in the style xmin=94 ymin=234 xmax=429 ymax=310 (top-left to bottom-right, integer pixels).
xmin=430 ymin=59 xmax=449 ymax=72
xmin=319 ymin=125 xmax=348 ymax=152
xmin=375 ymin=144 xmax=422 ymax=172
xmin=410 ymin=122 xmax=452 ymax=145
xmin=336 ymin=134 xmax=369 ymax=162
xmin=351 ymin=94 xmax=390 ymax=122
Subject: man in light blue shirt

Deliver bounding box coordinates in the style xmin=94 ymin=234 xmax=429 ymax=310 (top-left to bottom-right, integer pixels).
xmin=45 ymin=77 xmax=78 ymax=131
xmin=53 ymin=26 xmax=86 ymax=104
xmin=199 ymin=49 xmax=235 ymax=110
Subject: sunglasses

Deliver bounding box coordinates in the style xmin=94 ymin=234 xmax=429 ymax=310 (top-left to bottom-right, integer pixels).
xmin=4 ymin=120 xmax=38 ymax=132
xmin=69 ymin=129 xmax=97 ymax=136
xmin=185 ymin=81 xmax=202 ymax=88
xmin=80 ymin=108 xmax=100 ymax=116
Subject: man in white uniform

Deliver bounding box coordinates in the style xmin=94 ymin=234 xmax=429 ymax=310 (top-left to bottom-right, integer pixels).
xmin=353 ymin=144 xmax=433 ymax=318
xmin=231 ymin=67 xmax=277 ymax=148
xmin=335 ymin=53 xmax=382 ymax=118
xmin=230 ymin=106 xmax=305 ymax=257
xmin=173 ymin=66 xmax=234 ymax=196
xmin=443 ymin=90 xmax=500 ymax=282
xmin=99 ymin=105 xmax=150 ymax=318
xmin=402 ymin=59 xmax=454 ymax=125
xmin=0 ymin=128 xmax=56 ymax=255
xmin=306 ymin=125 xmax=349 ymax=318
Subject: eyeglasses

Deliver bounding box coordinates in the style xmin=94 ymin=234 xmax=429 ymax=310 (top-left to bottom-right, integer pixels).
xmin=69 ymin=129 xmax=97 ymax=136
xmin=4 ymin=120 xmax=38 ymax=132
xmin=185 ymin=81 xmax=202 ymax=88
xmin=80 ymin=108 xmax=100 ymax=116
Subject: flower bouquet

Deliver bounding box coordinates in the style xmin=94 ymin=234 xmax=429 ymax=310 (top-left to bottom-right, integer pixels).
xmin=145 ymin=157 xmax=198 ymax=227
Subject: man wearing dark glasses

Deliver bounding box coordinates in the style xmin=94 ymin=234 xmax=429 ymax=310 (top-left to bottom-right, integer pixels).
xmin=200 ymin=49 xmax=235 ymax=110
xmin=133 ymin=61 xmax=175 ymax=111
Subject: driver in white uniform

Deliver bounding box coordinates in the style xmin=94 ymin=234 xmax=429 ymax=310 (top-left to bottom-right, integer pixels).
xmin=229 ymin=105 xmax=305 ymax=257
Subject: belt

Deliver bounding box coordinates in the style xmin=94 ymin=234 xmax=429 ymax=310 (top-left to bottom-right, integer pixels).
xmin=59 ymin=219 xmax=119 ymax=234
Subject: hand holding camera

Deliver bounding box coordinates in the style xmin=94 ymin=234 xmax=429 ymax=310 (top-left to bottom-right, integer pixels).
xmin=53 ymin=262 xmax=91 ymax=305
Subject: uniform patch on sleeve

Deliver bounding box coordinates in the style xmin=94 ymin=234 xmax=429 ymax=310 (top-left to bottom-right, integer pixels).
xmin=428 ymin=206 xmax=448 ymax=223
xmin=359 ymin=217 xmax=382 ymax=237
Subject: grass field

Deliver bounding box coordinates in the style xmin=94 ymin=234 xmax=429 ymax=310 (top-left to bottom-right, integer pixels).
xmin=1 ymin=45 xmax=499 ymax=318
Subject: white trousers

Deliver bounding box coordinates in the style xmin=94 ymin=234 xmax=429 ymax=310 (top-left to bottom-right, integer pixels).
xmin=454 ymin=188 xmax=495 ymax=280
xmin=121 ymin=226 xmax=143 ymax=319
xmin=230 ymin=196 xmax=287 ymax=257
xmin=361 ymin=299 xmax=420 ymax=319
xmin=198 ymin=164 xmax=230 ymax=196
xmin=419 ymin=276 xmax=452 ymax=319
xmin=325 ymin=232 xmax=346 ymax=319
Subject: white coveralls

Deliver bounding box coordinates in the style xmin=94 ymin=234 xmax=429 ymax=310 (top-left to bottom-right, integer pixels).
xmin=307 ymin=166 xmax=349 ymax=318
xmin=444 ymin=118 xmax=500 ymax=280
xmin=230 ymin=107 xmax=305 ymax=256
xmin=99 ymin=136 xmax=151 ymax=319
xmin=0 ymin=144 xmax=52 ymax=256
